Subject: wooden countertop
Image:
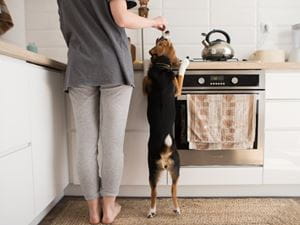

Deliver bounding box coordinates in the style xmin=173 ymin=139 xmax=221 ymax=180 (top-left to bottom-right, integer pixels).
xmin=0 ymin=40 xmax=144 ymax=71
xmin=2 ymin=40 xmax=300 ymax=71
xmin=0 ymin=40 xmax=67 ymax=71
xmin=187 ymin=61 xmax=300 ymax=70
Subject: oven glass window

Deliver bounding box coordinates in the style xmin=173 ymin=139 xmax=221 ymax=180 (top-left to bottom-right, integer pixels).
xmin=175 ymin=94 xmax=259 ymax=151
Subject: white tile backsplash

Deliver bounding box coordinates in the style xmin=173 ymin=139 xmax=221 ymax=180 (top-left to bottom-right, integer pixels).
xmin=164 ymin=0 xmax=209 ymax=9
xmin=211 ymin=8 xmax=257 ymax=27
xmin=26 ymin=12 xmax=60 ymax=30
xmin=26 ymin=30 xmax=66 ymax=47
xmin=259 ymin=0 xmax=300 ymax=8
xmin=25 ymin=0 xmax=300 ymax=62
xmin=211 ymin=0 xmax=257 ymax=9
xmin=164 ymin=9 xmax=210 ymax=27
xmin=259 ymin=8 xmax=300 ymax=26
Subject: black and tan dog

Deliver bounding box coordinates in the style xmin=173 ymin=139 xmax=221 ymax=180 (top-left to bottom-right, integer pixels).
xmin=143 ymin=31 xmax=189 ymax=218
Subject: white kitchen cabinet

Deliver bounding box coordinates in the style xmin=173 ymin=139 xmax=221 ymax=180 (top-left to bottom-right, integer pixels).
xmin=126 ymin=70 xmax=148 ymax=132
xmin=265 ymin=72 xmax=300 ymax=99
xmin=0 ymin=146 xmax=35 ymax=225
xmin=264 ymin=131 xmax=300 ymax=184
xmin=0 ymin=54 xmax=69 ymax=224
xmin=265 ymin=100 xmax=300 ymax=129
xmin=173 ymin=167 xmax=263 ymax=185
xmin=264 ymin=71 xmax=300 ymax=185
xmin=0 ymin=57 xmax=31 ymax=157
xmin=28 ymin=64 xmax=69 ymax=215
xmin=121 ymin=131 xmax=167 ymax=186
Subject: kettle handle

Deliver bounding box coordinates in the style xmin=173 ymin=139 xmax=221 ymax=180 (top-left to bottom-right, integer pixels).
xmin=205 ymin=29 xmax=231 ymax=44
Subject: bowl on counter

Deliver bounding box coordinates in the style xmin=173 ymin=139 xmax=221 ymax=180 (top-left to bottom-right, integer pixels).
xmin=248 ymin=49 xmax=286 ymax=63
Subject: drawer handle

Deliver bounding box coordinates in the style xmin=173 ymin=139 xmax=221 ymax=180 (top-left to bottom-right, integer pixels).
xmin=0 ymin=142 xmax=31 ymax=159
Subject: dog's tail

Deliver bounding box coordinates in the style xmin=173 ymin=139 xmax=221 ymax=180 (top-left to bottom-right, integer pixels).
xmin=164 ymin=134 xmax=173 ymax=147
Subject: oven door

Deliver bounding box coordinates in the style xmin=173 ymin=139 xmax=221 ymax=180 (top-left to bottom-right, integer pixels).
xmin=175 ymin=90 xmax=265 ymax=166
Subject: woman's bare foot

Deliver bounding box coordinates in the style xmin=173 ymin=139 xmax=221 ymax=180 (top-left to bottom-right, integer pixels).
xmin=102 ymin=197 xmax=122 ymax=224
xmin=87 ymin=198 xmax=101 ymax=224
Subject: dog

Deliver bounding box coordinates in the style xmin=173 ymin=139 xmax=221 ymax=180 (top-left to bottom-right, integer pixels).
xmin=143 ymin=31 xmax=190 ymax=218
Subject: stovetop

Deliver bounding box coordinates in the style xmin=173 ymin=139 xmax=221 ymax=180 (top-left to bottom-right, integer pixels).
xmin=187 ymin=57 xmax=247 ymax=62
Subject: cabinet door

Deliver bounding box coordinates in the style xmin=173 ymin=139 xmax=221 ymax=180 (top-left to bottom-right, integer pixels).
xmin=265 ymin=72 xmax=300 ymax=99
xmin=0 ymin=57 xmax=31 ymax=156
xmin=265 ymin=100 xmax=300 ymax=130
xmin=126 ymin=71 xmax=148 ymax=131
xmin=264 ymin=131 xmax=300 ymax=184
xmin=0 ymin=146 xmax=35 ymax=225
xmin=121 ymin=131 xmax=167 ymax=185
xmin=28 ymin=65 xmax=69 ymax=215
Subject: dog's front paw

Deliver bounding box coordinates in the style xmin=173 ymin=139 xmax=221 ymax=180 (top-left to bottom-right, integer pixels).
xmin=147 ymin=208 xmax=157 ymax=218
xmin=178 ymin=58 xmax=190 ymax=75
xmin=173 ymin=207 xmax=181 ymax=216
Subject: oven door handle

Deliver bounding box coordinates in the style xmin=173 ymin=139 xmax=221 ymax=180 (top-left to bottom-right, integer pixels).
xmin=177 ymin=91 xmax=265 ymax=100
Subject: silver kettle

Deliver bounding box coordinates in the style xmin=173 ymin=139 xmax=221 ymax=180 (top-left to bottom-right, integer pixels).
xmin=201 ymin=29 xmax=234 ymax=61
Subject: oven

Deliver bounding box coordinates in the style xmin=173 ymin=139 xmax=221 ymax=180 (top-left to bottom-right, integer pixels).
xmin=174 ymin=70 xmax=265 ymax=166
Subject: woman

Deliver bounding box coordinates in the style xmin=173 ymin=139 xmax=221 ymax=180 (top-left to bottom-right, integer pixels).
xmin=57 ymin=0 xmax=167 ymax=224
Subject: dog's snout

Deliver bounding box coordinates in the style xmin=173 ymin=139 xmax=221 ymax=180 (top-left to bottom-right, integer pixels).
xmin=164 ymin=165 xmax=168 ymax=169
xmin=149 ymin=47 xmax=156 ymax=56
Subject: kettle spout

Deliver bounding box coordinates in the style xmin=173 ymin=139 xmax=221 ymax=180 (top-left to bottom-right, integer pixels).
xmin=202 ymin=40 xmax=210 ymax=48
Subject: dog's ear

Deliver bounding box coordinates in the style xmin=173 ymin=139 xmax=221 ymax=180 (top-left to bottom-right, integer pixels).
xmin=143 ymin=76 xmax=152 ymax=96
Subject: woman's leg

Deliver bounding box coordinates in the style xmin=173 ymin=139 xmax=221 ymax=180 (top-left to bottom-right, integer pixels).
xmin=98 ymin=85 xmax=133 ymax=223
xmin=69 ymin=86 xmax=102 ymax=224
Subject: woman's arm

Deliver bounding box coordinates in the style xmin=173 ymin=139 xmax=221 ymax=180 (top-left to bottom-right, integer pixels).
xmin=109 ymin=0 xmax=167 ymax=30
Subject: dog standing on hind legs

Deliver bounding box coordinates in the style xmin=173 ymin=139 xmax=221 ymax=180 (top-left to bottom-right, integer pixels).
xmin=143 ymin=31 xmax=190 ymax=218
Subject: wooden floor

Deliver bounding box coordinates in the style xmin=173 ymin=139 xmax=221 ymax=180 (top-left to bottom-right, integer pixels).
xmin=39 ymin=196 xmax=300 ymax=225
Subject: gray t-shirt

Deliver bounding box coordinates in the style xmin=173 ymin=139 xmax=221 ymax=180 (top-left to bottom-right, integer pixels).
xmin=57 ymin=0 xmax=135 ymax=93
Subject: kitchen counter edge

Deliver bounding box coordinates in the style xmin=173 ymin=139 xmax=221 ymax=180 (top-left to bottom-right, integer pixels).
xmin=186 ymin=61 xmax=300 ymax=70
xmin=0 ymin=41 xmax=144 ymax=72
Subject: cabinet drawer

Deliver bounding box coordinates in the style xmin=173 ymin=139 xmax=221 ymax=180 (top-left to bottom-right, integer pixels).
xmin=264 ymin=131 xmax=300 ymax=184
xmin=265 ymin=101 xmax=300 ymax=129
xmin=175 ymin=167 xmax=263 ymax=185
xmin=266 ymin=73 xmax=300 ymax=99
xmin=0 ymin=146 xmax=35 ymax=225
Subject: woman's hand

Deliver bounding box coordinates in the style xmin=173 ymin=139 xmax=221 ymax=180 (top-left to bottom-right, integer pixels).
xmin=109 ymin=0 xmax=168 ymax=30
xmin=152 ymin=16 xmax=167 ymax=31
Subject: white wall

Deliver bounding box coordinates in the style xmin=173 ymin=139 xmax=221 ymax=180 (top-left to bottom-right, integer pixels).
xmin=25 ymin=0 xmax=300 ymax=62
xmin=0 ymin=0 xmax=26 ymax=47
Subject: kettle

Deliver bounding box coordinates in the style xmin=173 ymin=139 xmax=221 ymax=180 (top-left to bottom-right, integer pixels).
xmin=201 ymin=29 xmax=234 ymax=61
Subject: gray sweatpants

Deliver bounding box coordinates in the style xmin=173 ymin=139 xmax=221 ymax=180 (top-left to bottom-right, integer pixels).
xmin=69 ymin=84 xmax=133 ymax=200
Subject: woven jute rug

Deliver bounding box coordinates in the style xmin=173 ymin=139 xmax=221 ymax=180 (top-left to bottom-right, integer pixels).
xmin=48 ymin=198 xmax=300 ymax=225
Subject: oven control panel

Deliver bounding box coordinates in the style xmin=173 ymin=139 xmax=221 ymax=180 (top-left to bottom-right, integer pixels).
xmin=184 ymin=74 xmax=260 ymax=87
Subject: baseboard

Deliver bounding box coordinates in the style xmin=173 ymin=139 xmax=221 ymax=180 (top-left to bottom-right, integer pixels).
xmin=64 ymin=183 xmax=300 ymax=197
xmin=29 ymin=191 xmax=64 ymax=225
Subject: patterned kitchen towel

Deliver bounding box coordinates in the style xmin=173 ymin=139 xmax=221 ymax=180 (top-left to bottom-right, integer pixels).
xmin=187 ymin=94 xmax=257 ymax=150
xmin=0 ymin=0 xmax=13 ymax=35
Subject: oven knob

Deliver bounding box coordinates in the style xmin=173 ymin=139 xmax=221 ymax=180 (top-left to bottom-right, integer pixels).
xmin=231 ymin=77 xmax=239 ymax=84
xmin=198 ymin=77 xmax=205 ymax=85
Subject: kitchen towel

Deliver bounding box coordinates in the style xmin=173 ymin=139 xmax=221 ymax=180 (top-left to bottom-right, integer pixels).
xmin=0 ymin=0 xmax=13 ymax=35
xmin=187 ymin=94 xmax=257 ymax=150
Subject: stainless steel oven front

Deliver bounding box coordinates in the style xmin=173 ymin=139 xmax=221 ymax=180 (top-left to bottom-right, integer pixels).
xmin=174 ymin=70 xmax=265 ymax=166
